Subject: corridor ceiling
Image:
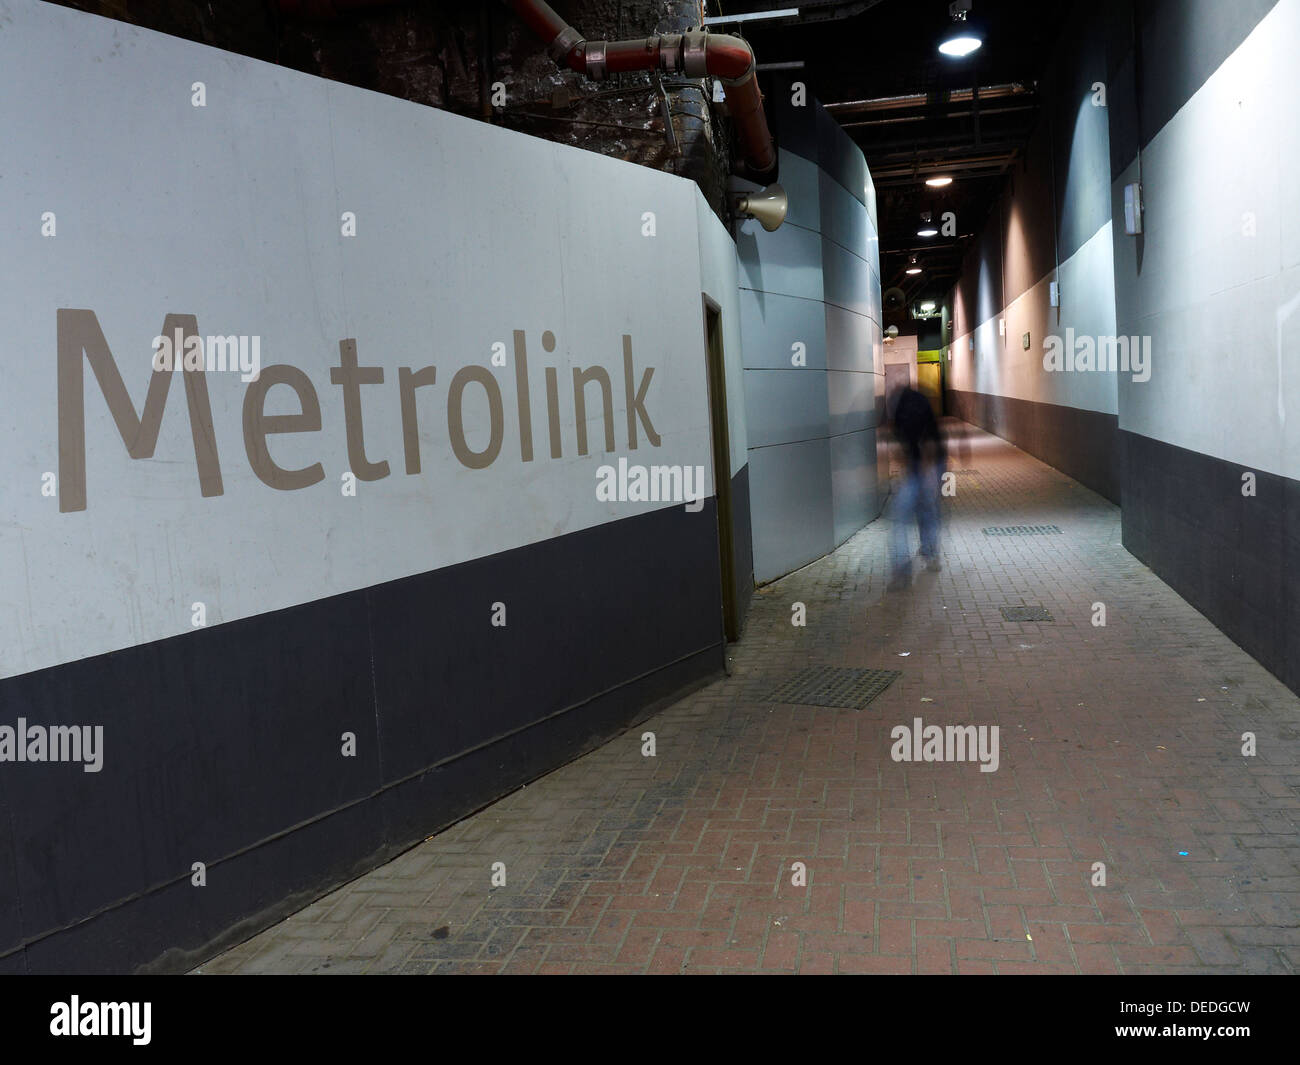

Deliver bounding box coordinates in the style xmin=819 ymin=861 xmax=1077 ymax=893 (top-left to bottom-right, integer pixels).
xmin=731 ymin=0 xmax=1074 ymax=305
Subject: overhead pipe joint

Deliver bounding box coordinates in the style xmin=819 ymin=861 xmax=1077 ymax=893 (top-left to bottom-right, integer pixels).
xmin=505 ymin=0 xmax=777 ymax=180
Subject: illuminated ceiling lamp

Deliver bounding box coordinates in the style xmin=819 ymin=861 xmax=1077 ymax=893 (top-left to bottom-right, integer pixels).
xmin=917 ymin=212 xmax=938 ymax=238
xmin=906 ymin=256 xmax=923 ymax=275
xmin=938 ymin=0 xmax=984 ymax=59
xmin=925 ymin=175 xmax=954 ymax=187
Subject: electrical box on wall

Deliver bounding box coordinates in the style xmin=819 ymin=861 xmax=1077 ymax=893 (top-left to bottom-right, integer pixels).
xmin=1022 ymin=331 xmax=1031 ymax=350
xmin=1124 ymin=182 xmax=1143 ymax=235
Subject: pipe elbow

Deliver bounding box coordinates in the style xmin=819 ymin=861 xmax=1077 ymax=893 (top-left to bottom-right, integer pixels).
xmin=701 ymin=33 xmax=756 ymax=82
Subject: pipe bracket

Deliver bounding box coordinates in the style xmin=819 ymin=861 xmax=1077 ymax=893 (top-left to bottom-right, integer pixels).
xmin=656 ymin=33 xmax=684 ymax=72
xmin=682 ymin=31 xmax=710 ymax=78
xmin=548 ymin=25 xmax=584 ymax=64
xmin=585 ymin=40 xmax=608 ymax=80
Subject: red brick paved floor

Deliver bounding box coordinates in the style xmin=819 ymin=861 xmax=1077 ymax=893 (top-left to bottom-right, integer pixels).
xmin=198 ymin=422 xmax=1300 ymax=974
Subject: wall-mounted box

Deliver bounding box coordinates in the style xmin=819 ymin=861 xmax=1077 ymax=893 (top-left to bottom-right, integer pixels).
xmin=1124 ymin=182 xmax=1143 ymax=235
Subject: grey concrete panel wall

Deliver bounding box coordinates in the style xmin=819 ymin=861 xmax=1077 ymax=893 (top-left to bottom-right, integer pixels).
xmin=739 ymin=289 xmax=829 ymax=370
xmin=823 ymin=241 xmax=878 ymax=321
xmin=816 ymin=106 xmax=870 ymax=210
xmin=736 ymin=221 xmax=825 ymax=303
xmin=778 ymin=150 xmax=823 ymax=232
xmin=745 ymin=369 xmax=833 ymax=448
xmin=819 ymin=170 xmax=871 ymax=264
xmin=830 ymin=429 xmax=878 ymax=548
xmin=825 ymin=304 xmax=878 ymax=375
xmin=739 ymin=108 xmax=884 ymax=583
xmin=827 ymin=371 xmax=876 ymax=437
xmin=747 ymin=436 xmax=835 ymax=580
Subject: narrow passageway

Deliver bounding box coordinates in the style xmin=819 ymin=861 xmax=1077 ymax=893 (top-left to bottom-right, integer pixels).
xmin=201 ymin=422 xmax=1300 ymax=975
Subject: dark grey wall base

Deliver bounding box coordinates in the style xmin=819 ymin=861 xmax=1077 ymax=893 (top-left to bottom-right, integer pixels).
xmin=1121 ymin=430 xmax=1300 ymax=697
xmin=946 ymin=389 xmax=1120 ymax=504
xmin=0 ymin=502 xmax=725 ymax=973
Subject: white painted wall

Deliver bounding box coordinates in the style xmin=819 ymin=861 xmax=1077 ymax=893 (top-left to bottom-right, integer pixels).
xmin=1112 ymin=0 xmax=1300 ymax=478
xmin=947 ymin=222 xmax=1119 ymax=417
xmin=0 ymin=1 xmax=723 ymax=680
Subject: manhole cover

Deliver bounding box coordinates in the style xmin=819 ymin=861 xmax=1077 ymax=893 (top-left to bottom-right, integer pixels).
xmin=1000 ymin=606 xmax=1054 ymax=622
xmin=765 ymin=667 xmax=901 ymax=708
xmin=983 ymin=525 xmax=1062 ymax=536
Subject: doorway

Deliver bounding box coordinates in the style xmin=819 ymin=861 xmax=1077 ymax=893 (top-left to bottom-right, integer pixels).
xmin=917 ymin=362 xmax=943 ymax=418
xmin=702 ymin=297 xmax=740 ymax=643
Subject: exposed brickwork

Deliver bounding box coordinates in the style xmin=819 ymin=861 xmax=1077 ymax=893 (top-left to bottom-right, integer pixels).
xmin=199 ymin=422 xmax=1300 ymax=974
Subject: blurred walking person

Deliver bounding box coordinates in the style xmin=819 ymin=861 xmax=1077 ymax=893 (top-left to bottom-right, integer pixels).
xmin=887 ymin=385 xmax=946 ymax=590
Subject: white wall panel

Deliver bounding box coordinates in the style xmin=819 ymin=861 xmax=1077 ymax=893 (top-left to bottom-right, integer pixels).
xmin=1112 ymin=0 xmax=1300 ymax=478
xmin=0 ymin=1 xmax=717 ymax=680
xmin=948 ymin=221 xmax=1119 ymax=416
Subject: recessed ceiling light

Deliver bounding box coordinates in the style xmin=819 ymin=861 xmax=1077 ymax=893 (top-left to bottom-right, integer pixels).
xmin=925 ymin=176 xmax=954 ymax=187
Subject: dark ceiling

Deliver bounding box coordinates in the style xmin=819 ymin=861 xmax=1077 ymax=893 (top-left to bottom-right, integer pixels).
xmin=731 ymin=0 xmax=1074 ymax=306
xmin=46 ymin=0 xmax=1072 ymax=312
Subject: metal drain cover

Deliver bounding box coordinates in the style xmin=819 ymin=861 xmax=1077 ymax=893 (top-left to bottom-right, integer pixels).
xmin=1000 ymin=606 xmax=1054 ymax=622
xmin=983 ymin=525 xmax=1062 ymax=536
xmin=765 ymin=667 xmax=901 ymax=709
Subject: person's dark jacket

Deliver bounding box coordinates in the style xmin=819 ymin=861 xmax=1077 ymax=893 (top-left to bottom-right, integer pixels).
xmin=891 ymin=387 xmax=945 ymax=472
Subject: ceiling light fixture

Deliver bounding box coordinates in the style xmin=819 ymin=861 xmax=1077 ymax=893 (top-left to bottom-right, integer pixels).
xmin=925 ymin=175 xmax=954 ymax=187
xmin=906 ymin=256 xmax=923 ymax=275
xmin=917 ymin=227 xmax=939 ymax=238
xmin=938 ymin=0 xmax=984 ymax=59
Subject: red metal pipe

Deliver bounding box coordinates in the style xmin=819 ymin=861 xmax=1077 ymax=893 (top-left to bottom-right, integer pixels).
xmin=505 ymin=0 xmax=777 ymax=177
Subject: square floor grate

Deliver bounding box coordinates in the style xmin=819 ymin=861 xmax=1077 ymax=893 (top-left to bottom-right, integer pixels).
xmin=764 ymin=667 xmax=901 ymax=709
xmin=983 ymin=525 xmax=1062 ymax=536
xmin=1000 ymin=606 xmax=1054 ymax=622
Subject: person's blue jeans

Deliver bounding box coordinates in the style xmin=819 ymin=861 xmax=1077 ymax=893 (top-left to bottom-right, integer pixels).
xmin=890 ymin=463 xmax=940 ymax=577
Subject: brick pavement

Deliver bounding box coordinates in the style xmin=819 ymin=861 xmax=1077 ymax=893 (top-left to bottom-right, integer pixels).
xmin=197 ymin=422 xmax=1300 ymax=974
